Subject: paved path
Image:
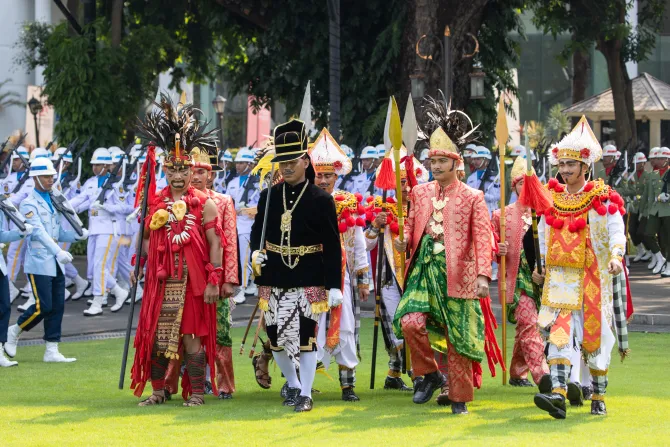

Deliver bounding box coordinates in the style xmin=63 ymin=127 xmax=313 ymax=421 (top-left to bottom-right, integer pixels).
xmin=8 ymin=257 xmax=669 ymax=342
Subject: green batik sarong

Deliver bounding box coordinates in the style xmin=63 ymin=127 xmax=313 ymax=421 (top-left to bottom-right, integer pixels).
xmin=393 ymin=235 xmax=485 ymax=363
xmin=507 ymin=250 xmax=542 ymax=324
xmin=217 ymin=298 xmax=232 ymax=347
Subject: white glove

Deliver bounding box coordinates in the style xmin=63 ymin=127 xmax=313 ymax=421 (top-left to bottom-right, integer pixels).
xmin=251 ymin=250 xmax=267 ymax=276
xmin=76 ymin=228 xmax=89 ymax=241
xmin=659 ymin=193 xmax=670 ymax=203
xmin=91 ymin=201 xmax=105 ymax=211
xmin=20 ymin=223 xmax=34 ymax=236
xmin=328 ymin=288 xmax=343 ymax=308
xmin=56 ymin=250 xmax=74 ymax=264
xmin=126 ymin=208 xmax=140 ymax=223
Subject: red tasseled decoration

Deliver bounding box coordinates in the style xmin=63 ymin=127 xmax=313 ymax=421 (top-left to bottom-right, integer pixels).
xmin=387 ymin=196 xmax=397 ymax=204
xmin=576 ymin=218 xmax=587 ymax=229
xmin=519 ymin=173 xmax=553 ymax=214
xmin=390 ymin=222 xmax=399 ymax=234
xmin=568 ymin=222 xmax=577 ymax=233
xmin=354 ymin=192 xmax=363 ymax=202
xmin=374 ymin=157 xmax=396 ymax=190
xmin=338 ymin=222 xmax=348 ymax=233
xmin=157 ymin=244 xmax=165 ymax=253
xmin=346 ymin=216 xmax=355 ymax=227
xmin=157 ymin=268 xmax=168 ymax=280
xmin=610 ymin=191 xmax=623 ymax=205
xmin=386 ymin=214 xmax=393 ymax=224
xmin=619 ymin=206 xmax=626 ymax=215
xmin=583 ymin=182 xmax=594 ymax=192
xmin=479 ymin=296 xmax=505 ymax=378
xmin=375 ymin=207 xmax=382 ymax=213
xmin=608 ymin=204 xmax=618 ymax=215
xmin=190 ymin=197 xmax=200 ymax=208
xmin=335 ymin=194 xmax=345 ymax=202
xmin=403 ymin=156 xmax=418 ymax=189
xmin=548 ymin=178 xmax=558 ymax=189
xmin=341 ymin=208 xmax=350 ymax=219
xmin=545 ymin=214 xmax=555 ymax=226
xmin=553 ymin=218 xmax=564 ymax=229
xmin=365 ymin=211 xmax=374 ymax=222
xmin=554 ymin=183 xmax=565 ymax=192
xmin=357 ymin=205 xmax=365 ymax=215
xmin=592 ymin=197 xmax=601 ymax=208
xmin=355 ymin=217 xmax=365 ymax=227
xmin=366 ymin=196 xmax=374 ymax=203
xmin=596 ymin=205 xmax=607 ymax=216
xmin=171 ymin=243 xmax=180 ymax=252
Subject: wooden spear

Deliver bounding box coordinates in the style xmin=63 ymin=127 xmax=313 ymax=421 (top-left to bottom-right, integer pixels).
xmin=495 ymin=97 xmax=509 ymax=386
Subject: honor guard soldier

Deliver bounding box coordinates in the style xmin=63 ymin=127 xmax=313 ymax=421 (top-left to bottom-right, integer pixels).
xmin=622 ymin=152 xmax=653 ymax=263
xmin=643 ymin=147 xmax=670 ymax=276
xmin=4 ymin=158 xmax=89 ymax=363
xmin=250 ymin=119 xmax=343 ymax=412
xmin=350 ymin=146 xmax=379 ymax=199
xmin=227 ymin=147 xmax=260 ymax=303
xmin=466 ymin=146 xmax=499 ymax=216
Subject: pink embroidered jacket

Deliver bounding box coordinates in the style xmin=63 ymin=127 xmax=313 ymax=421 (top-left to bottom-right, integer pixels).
xmin=208 ymin=190 xmax=239 ymax=285
xmin=492 ymin=202 xmax=531 ymax=304
xmin=404 ymin=180 xmax=493 ymax=299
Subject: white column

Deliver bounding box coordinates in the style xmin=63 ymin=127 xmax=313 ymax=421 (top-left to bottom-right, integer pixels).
xmin=626 ymin=0 xmax=638 ymax=79
xmin=34 ymin=0 xmax=52 ymax=86
xmin=650 ymin=117 xmax=661 ymax=148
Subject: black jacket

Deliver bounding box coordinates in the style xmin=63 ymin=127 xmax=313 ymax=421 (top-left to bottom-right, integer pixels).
xmin=250 ymin=180 xmax=342 ymax=290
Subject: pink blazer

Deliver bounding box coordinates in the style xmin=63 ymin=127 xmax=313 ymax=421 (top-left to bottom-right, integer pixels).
xmin=492 ymin=202 xmax=530 ymax=304
xmin=404 ymin=181 xmax=493 ymax=299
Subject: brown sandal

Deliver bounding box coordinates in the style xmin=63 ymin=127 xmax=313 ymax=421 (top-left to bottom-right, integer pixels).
xmin=253 ymin=354 xmax=272 ymax=389
xmin=138 ymin=392 xmax=166 ymax=406
xmin=183 ymin=394 xmax=205 ymax=407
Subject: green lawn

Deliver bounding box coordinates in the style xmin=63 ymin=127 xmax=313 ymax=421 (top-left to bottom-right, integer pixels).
xmin=2 ymin=321 xmax=669 ymax=447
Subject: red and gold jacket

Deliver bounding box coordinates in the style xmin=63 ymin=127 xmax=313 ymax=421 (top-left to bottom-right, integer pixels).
xmin=208 ymin=190 xmax=239 ymax=285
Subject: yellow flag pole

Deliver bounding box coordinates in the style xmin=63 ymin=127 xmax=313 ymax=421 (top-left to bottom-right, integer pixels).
xmin=390 ymin=97 xmax=405 ymax=281
xmin=495 ymin=97 xmax=509 ymax=386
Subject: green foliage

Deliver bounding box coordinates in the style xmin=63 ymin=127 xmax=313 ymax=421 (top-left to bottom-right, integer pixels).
xmin=545 ymin=103 xmax=571 ymax=138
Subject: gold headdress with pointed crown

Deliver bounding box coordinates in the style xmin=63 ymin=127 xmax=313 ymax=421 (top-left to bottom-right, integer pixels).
xmin=549 ymin=115 xmax=602 ymax=166
xmin=136 ymin=93 xmax=218 ymax=169
xmin=510 ymin=154 xmax=535 ymax=187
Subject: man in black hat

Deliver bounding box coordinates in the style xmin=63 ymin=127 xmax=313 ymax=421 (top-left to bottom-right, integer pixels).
xmin=250 ymin=119 xmax=342 ymax=413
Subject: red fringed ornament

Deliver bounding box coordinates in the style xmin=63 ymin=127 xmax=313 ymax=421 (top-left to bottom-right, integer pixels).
xmin=608 ymin=204 xmax=618 ymax=215
xmin=346 ymin=216 xmax=355 ymax=227
xmin=354 ymin=192 xmax=363 ymax=202
xmin=519 ymin=173 xmax=553 ymax=214
xmin=338 ymin=222 xmax=348 ymax=233
xmin=552 ymin=218 xmax=564 ymax=229
xmin=583 ymin=182 xmax=594 ymax=192
xmin=596 ymin=205 xmax=607 ymax=216
xmin=545 ymin=214 xmax=555 ymax=226
xmin=402 ymin=156 xmax=418 ymax=190
xmin=374 ymin=157 xmax=396 ymax=190
xmin=389 ymin=222 xmax=399 ymax=234
xmin=355 ymin=217 xmax=366 ymax=227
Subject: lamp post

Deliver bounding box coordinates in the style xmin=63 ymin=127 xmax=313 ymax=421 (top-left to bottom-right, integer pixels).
xmin=28 ymin=96 xmax=43 ymax=147
xmin=212 ymin=95 xmax=227 ymax=149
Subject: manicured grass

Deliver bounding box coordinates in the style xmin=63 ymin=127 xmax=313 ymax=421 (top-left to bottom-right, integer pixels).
xmin=2 ymin=321 xmax=669 ymax=446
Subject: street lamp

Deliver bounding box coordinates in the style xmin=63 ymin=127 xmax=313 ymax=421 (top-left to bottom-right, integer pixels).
xmin=28 ymin=96 xmax=43 ymax=146
xmin=212 ymin=95 xmax=227 ymax=149
xmin=469 ymin=67 xmax=486 ymax=100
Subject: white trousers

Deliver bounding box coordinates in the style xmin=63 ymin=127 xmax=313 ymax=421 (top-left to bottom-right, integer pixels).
xmin=6 ymin=239 xmax=27 ymax=282
xmin=238 ymin=231 xmax=252 ymax=288
xmin=91 ymin=234 xmax=121 ymax=295
xmin=316 ymin=273 xmax=358 ymax=370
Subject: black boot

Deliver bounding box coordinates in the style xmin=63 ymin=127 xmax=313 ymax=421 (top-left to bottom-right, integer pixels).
xmin=218 ymin=391 xmax=233 ymax=399
xmin=412 ymin=371 xmax=446 ymax=404
xmin=294 ymin=395 xmax=314 ymax=412
xmin=582 ymin=385 xmax=593 ymax=401
xmin=204 ymin=380 xmax=214 ymax=395
xmin=282 ymin=387 xmax=301 ymax=406
xmin=534 ymin=392 xmax=567 ymax=419
xmin=280 ymin=381 xmax=289 ymax=399
xmin=538 ymin=374 xmax=552 ymax=394
xmin=591 ymin=400 xmax=607 ymax=415
xmin=451 ymin=402 xmax=468 ymax=414
xmin=567 ymin=382 xmax=584 ymax=407
xmin=384 ymin=376 xmax=413 ymax=391
xmin=509 ymin=378 xmax=534 ymax=387
xmin=341 ymin=387 xmax=360 ymax=402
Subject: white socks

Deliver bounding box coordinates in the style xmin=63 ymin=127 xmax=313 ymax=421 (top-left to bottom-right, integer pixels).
xmin=272 ymin=350 xmax=301 ymax=389
xmin=299 ymin=351 xmax=317 ymax=399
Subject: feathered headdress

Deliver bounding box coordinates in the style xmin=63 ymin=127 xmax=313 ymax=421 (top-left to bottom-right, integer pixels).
xmin=136 ymin=93 xmax=219 ymax=168
xmin=419 ymin=95 xmax=480 ymax=160
xmin=251 ymin=137 xmax=283 ymax=188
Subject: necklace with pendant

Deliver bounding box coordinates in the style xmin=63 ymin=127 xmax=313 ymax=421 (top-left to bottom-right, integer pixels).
xmin=280 ymin=180 xmax=310 ymax=268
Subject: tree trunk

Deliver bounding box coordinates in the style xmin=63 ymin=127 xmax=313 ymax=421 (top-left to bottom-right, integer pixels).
xmin=111 ymin=0 xmax=123 ymax=47
xmin=599 ymin=40 xmax=636 ymax=149
xmin=572 ymin=45 xmax=589 ymax=104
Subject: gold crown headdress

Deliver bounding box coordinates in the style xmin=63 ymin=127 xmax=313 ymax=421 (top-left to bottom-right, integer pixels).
xmin=549 ymin=115 xmax=602 ymax=166
xmin=136 ymin=93 xmax=218 ymax=168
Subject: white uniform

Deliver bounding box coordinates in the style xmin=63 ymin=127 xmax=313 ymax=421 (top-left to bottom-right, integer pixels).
xmin=2 ymin=172 xmax=33 ymax=283
xmin=226 ymin=174 xmax=260 ymax=288
xmin=467 ymin=170 xmax=499 ymax=216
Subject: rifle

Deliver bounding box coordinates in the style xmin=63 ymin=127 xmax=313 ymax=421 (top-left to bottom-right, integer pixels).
xmin=53 ymin=138 xmax=78 ymax=175
xmin=10 ymin=149 xmax=32 ymax=194
xmin=478 ymin=152 xmax=497 ymax=193
xmin=0 ymin=197 xmax=26 ymax=231
xmin=50 ymin=188 xmax=84 ymax=236
xmin=95 ymin=142 xmax=134 ymax=204
xmin=122 ymin=145 xmax=147 ymax=188
xmin=61 ymin=136 xmax=92 ymax=191
xmin=0 ymin=133 xmax=27 ymax=180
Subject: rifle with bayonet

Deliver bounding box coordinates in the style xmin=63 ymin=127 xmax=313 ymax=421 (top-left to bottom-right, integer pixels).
xmin=53 ymin=138 xmax=78 ymax=173
xmin=95 ymin=141 xmax=134 ymax=204
xmin=123 ymin=144 xmax=147 ymax=188
xmin=0 ymin=133 xmax=27 ymax=180
xmin=0 ymin=196 xmax=26 ymax=231
xmin=10 ymin=149 xmax=31 ymax=195
xmin=60 ymin=136 xmax=92 ymax=191
xmin=50 ymin=187 xmax=84 ymax=237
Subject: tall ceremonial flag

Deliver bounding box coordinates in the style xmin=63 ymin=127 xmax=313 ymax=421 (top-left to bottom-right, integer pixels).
xmin=119 ymin=145 xmax=156 ymax=389
xmin=495 ymin=96 xmax=509 ymax=386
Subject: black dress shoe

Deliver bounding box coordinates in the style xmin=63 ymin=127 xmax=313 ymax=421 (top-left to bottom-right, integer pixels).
xmin=538 ymin=374 xmax=552 ymax=394
xmin=164 ymin=390 xmax=172 ymax=401
xmin=412 ymin=376 xmax=424 ymax=394
xmin=582 ymin=385 xmax=593 ymax=401
xmin=218 ymin=392 xmax=233 ymax=399
xmin=282 ymin=387 xmax=301 ymax=406
xmin=280 ymin=381 xmax=289 ymax=399
xmin=534 ymin=393 xmax=567 ymax=419
xmin=509 ymin=378 xmax=534 ymax=387
xmin=451 ymin=402 xmax=468 ymax=414
xmin=341 ymin=387 xmax=360 ymax=402
xmin=294 ymin=395 xmax=313 ymax=412
xmin=591 ymin=400 xmax=607 ymax=415
xmin=413 ymin=371 xmax=446 ymax=404
xmin=384 ymin=376 xmax=413 ymax=391
xmin=205 ymin=380 xmax=214 ymax=395
xmin=567 ymin=382 xmax=584 ymax=407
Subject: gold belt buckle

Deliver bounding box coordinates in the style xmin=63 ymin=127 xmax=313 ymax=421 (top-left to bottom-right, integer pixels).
xmin=299 ymin=245 xmax=306 ymax=256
